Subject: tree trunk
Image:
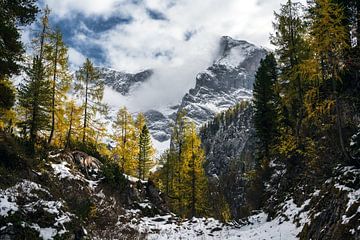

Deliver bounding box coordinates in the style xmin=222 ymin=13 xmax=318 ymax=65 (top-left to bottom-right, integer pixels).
xmin=191 ymin=138 xmax=196 ymax=218
xmin=48 ymin=36 xmax=59 ymax=145
xmin=82 ymin=70 xmax=89 ymax=143
xmin=65 ymin=105 xmax=74 ymax=149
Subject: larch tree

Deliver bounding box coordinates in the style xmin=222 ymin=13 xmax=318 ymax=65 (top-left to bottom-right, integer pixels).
xmin=64 ymin=100 xmax=82 ymax=149
xmin=306 ymin=0 xmax=350 ymax=161
xmin=75 ymin=58 xmax=104 ymax=143
xmin=45 ymin=28 xmax=71 ymax=145
xmin=182 ymin=122 xmax=208 ymax=218
xmin=112 ymin=107 xmax=138 ymax=175
xmin=270 ymin=0 xmax=308 ymax=141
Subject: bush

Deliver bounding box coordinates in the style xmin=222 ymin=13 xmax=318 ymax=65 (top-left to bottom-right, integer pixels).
xmin=102 ymin=160 xmax=127 ymax=191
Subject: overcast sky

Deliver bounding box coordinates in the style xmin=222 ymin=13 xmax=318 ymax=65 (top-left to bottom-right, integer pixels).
xmin=31 ymin=0 xmax=304 ymax=112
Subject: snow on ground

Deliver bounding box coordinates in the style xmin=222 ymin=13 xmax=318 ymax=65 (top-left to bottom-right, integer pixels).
xmin=50 ymin=161 xmax=100 ymax=190
xmin=123 ymin=194 xmax=312 ymax=240
xmin=152 ymin=138 xmax=170 ymax=157
xmin=0 ymin=180 xmax=74 ymax=239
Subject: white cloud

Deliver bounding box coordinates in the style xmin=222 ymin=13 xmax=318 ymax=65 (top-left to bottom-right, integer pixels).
xmin=44 ymin=0 xmax=125 ymax=18
xmin=42 ymin=0 xmax=307 ymax=111
xmin=68 ymin=47 xmax=86 ymax=68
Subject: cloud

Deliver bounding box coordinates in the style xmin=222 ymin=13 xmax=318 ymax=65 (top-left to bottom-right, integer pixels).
xmin=40 ymin=0 xmax=307 ymax=112
xmin=68 ymin=47 xmax=86 ymax=68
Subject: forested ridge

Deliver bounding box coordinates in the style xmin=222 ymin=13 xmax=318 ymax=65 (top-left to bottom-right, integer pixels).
xmin=0 ymin=0 xmax=359 ymax=239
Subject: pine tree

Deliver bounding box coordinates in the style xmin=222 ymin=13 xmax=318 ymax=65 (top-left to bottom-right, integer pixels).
xmin=75 ymin=58 xmax=104 ymax=143
xmin=253 ymin=53 xmax=279 ymax=160
xmin=0 ymin=0 xmax=38 ymax=78
xmin=18 ymin=56 xmax=52 ymax=151
xmin=17 ymin=8 xmax=52 ymax=152
xmin=45 ymin=28 xmax=71 ymax=145
xmin=137 ymin=125 xmax=154 ymax=180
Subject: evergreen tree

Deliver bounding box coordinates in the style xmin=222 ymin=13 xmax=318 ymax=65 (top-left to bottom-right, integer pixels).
xmin=0 ymin=0 xmax=38 ymax=78
xmin=18 ymin=56 xmax=52 ymax=151
xmin=137 ymin=125 xmax=154 ymax=180
xmin=75 ymin=58 xmax=104 ymax=143
xmin=17 ymin=8 xmax=52 ymax=152
xmin=253 ymin=53 xmax=278 ymax=160
xmin=0 ymin=78 xmax=16 ymax=131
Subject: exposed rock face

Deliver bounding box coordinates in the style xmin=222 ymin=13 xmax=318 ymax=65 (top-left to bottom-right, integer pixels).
xmin=144 ymin=109 xmax=177 ymax=142
xmin=97 ymin=67 xmax=153 ymax=95
xmin=178 ymin=36 xmax=267 ymax=126
xmin=200 ymin=103 xmax=256 ymax=218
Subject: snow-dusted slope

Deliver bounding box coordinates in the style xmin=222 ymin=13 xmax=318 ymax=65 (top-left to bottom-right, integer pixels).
xmin=178 ymin=36 xmax=267 ymax=126
xmin=97 ymin=67 xmax=153 ymax=95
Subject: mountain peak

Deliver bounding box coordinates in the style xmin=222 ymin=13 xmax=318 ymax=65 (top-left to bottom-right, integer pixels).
xmin=215 ymin=36 xmax=259 ymax=69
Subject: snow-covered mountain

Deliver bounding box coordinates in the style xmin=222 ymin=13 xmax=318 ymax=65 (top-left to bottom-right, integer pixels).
xmin=100 ymin=36 xmax=267 ymax=152
xmin=178 ymin=36 xmax=267 ymax=126
xmin=97 ymin=67 xmax=153 ymax=95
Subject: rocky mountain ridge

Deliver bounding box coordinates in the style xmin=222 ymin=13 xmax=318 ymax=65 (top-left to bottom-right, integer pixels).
xmin=100 ymin=36 xmax=267 ymax=146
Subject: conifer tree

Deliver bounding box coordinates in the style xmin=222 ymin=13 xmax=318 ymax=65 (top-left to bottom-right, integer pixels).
xmin=0 ymin=0 xmax=38 ymax=78
xmin=270 ymin=0 xmax=308 ymax=140
xmin=45 ymin=28 xmax=71 ymax=145
xmin=112 ymin=107 xmax=138 ymax=175
xmin=182 ymin=122 xmax=208 ymax=217
xmin=306 ymin=0 xmax=350 ymax=161
xmin=75 ymin=58 xmax=104 ymax=143
xmin=253 ymin=53 xmax=278 ymax=160
xmin=137 ymin=125 xmax=154 ymax=180
xmin=0 ymin=78 xmax=16 ymax=131
xmin=17 ymin=9 xmax=52 ymax=152
xmin=18 ymin=56 xmax=52 ymax=151
xmin=64 ymin=100 xmax=82 ymax=149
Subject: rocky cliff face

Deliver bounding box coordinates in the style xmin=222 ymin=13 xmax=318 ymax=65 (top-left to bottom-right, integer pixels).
xmin=97 ymin=67 xmax=153 ymax=95
xmin=200 ymin=102 xmax=257 ymax=219
xmin=178 ymin=36 xmax=267 ymax=126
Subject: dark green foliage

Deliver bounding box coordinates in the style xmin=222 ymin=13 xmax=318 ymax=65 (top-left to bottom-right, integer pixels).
xmin=102 ymin=159 xmax=127 ymax=190
xmin=0 ymin=80 xmax=15 ymax=110
xmin=0 ymin=0 xmax=38 ymax=78
xmin=138 ymin=125 xmax=153 ymax=180
xmin=253 ymin=53 xmax=278 ymax=160
xmin=18 ymin=57 xmax=52 ymax=151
